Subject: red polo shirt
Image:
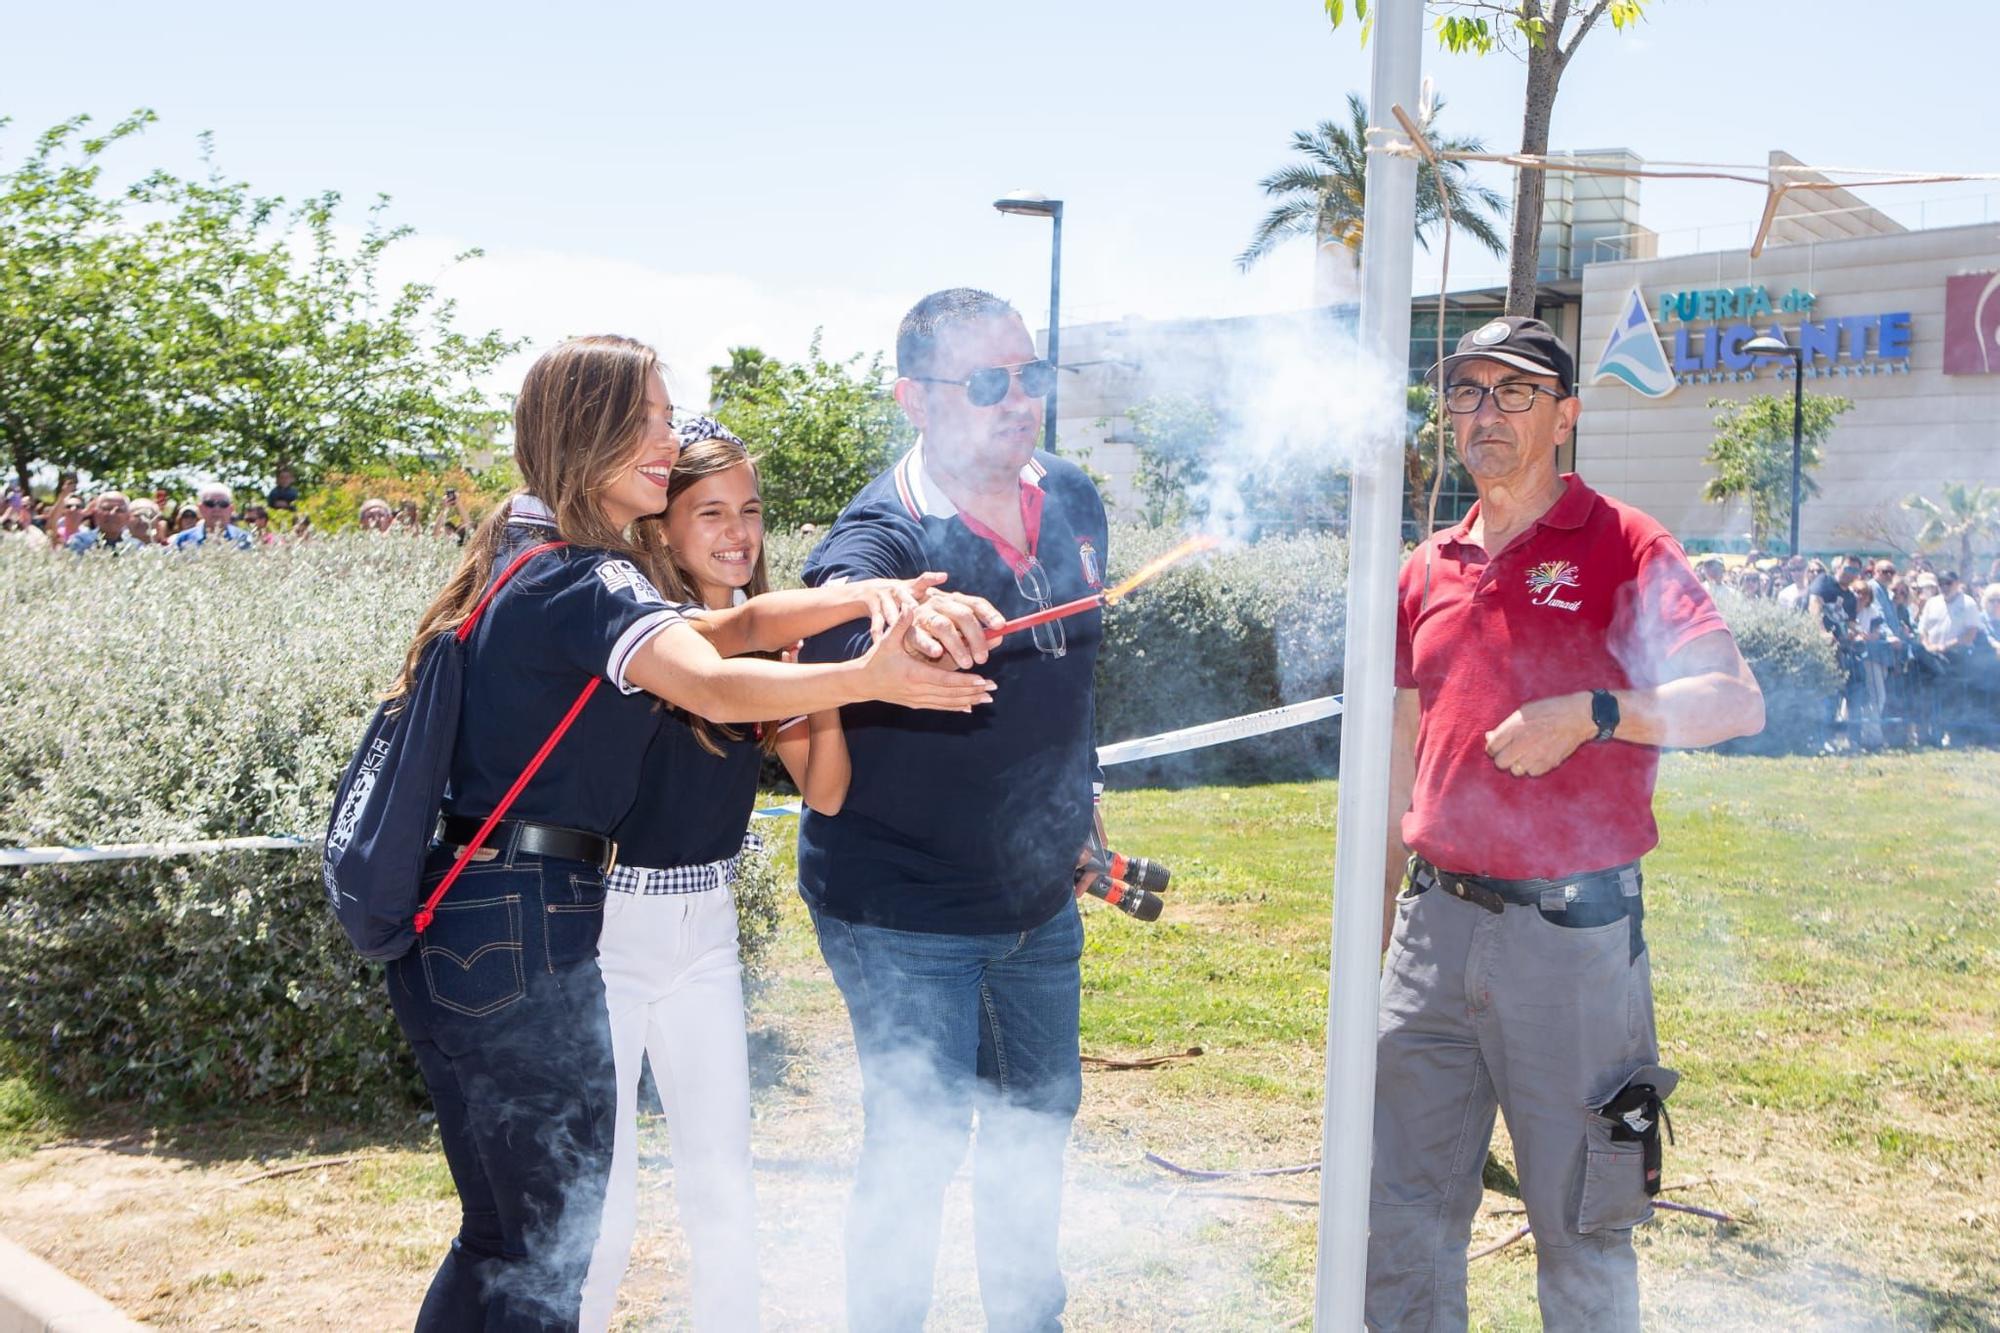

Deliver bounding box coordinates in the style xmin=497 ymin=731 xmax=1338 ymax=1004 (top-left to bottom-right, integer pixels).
xmin=1394 ymin=474 xmax=1728 ymax=880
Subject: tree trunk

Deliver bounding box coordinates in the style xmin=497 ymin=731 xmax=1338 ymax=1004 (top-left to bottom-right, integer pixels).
xmin=1504 ymin=40 xmax=1565 ymax=315
xmin=6 ymin=430 xmax=29 ymax=498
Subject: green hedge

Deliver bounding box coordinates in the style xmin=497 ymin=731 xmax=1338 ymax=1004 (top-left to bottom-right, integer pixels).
xmin=1714 ymin=595 xmax=1845 ymax=754
xmin=0 ymin=525 xmax=1829 ymax=1113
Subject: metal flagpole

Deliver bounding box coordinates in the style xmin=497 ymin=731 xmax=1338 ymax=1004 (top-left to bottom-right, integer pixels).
xmin=1313 ymin=1 xmax=1423 ymax=1327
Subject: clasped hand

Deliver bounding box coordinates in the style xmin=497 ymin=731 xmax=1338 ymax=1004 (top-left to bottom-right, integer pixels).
xmin=1483 ymin=691 xmax=1597 ymax=779
xmin=857 ymin=572 xmax=1005 ymax=669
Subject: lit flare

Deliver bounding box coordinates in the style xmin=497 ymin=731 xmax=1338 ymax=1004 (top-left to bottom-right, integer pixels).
xmin=987 ymin=534 xmax=1220 ymax=640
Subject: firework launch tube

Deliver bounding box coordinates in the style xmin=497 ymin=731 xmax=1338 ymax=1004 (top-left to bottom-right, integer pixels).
xmin=1082 ymin=871 xmax=1165 ymax=922
xmin=1088 ymin=848 xmax=1171 ymax=895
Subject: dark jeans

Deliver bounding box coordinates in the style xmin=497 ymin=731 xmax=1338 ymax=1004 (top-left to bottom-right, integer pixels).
xmin=387 ymin=847 xmax=616 ymax=1332
xmin=812 ymin=900 xmax=1085 ymax=1333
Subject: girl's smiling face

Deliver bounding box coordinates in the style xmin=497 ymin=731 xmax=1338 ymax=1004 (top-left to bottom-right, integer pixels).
xmin=665 ymin=460 xmax=763 ymax=607
xmin=602 ymin=372 xmax=681 ymax=529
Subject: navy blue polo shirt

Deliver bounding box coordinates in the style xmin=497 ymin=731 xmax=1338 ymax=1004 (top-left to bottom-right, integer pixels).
xmin=798 ymin=447 xmax=1107 ymax=935
xmin=614 ymin=717 xmax=764 ymax=867
xmin=445 ymin=502 xmax=698 ymax=836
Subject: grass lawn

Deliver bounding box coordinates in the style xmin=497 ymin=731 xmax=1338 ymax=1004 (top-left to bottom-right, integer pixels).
xmin=3 ymin=749 xmax=1997 ymax=1329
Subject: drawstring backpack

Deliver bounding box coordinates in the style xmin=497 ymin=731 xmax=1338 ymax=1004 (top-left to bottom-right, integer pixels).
xmin=323 ymin=541 xmax=598 ymax=959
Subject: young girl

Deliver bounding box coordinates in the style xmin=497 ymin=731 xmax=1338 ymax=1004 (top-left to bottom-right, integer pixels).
xmin=581 ymin=418 xmax=850 ymax=1331
xmin=384 ymin=335 xmax=992 ymax=1331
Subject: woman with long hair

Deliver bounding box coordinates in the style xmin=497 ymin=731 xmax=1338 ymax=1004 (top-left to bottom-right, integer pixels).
xmin=386 ymin=336 xmax=994 ymax=1331
xmin=580 ymin=417 xmax=849 ymax=1330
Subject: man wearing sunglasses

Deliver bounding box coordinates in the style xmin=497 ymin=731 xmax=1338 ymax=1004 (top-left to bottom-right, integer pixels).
xmin=797 ymin=287 xmax=1107 ymax=1332
xmin=169 ymin=482 xmax=255 ymax=551
xmin=1370 ymin=317 xmax=1765 ymax=1331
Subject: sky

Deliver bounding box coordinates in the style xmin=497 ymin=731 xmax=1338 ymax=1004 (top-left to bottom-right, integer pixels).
xmin=8 ymin=0 xmax=1996 ymax=404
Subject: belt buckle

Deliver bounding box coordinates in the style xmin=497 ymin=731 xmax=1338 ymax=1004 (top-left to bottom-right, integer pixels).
xmin=602 ymin=839 xmax=619 ymax=877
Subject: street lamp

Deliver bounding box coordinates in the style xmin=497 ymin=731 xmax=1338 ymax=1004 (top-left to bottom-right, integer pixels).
xmin=1742 ymin=333 xmax=1807 ymax=555
xmin=994 ymin=190 xmax=1064 ymax=451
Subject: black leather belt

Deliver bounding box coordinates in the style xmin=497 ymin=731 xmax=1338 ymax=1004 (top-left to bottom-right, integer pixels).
xmin=438 ymin=815 xmax=617 ymax=874
xmin=1410 ymin=856 xmax=1640 ymax=915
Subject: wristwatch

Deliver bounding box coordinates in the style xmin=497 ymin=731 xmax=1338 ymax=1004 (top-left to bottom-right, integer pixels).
xmin=1590 ymin=689 xmax=1620 ymax=742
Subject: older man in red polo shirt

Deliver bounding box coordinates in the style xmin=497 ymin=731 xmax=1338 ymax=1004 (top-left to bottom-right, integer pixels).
xmin=1367 ymin=317 xmax=1766 ymax=1332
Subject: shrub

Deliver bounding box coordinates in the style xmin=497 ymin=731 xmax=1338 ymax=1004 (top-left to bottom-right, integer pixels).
xmin=1092 ymin=525 xmax=1348 ymax=784
xmin=773 ymin=523 xmax=1350 ymax=785
xmin=2 ymin=522 xmax=1827 ymax=1112
xmin=0 ymin=536 xmax=795 ymax=1114
xmin=1715 ymin=596 xmax=1844 ymax=754
xmin=0 ymin=536 xmax=456 ymax=1114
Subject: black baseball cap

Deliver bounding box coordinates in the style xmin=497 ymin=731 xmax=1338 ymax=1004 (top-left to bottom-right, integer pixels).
xmin=1431 ymin=316 xmax=1575 ymax=395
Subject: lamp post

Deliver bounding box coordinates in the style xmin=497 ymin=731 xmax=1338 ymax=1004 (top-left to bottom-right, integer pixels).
xmin=994 ymin=191 xmax=1064 ymax=450
xmin=1742 ymin=333 xmax=1807 ymax=555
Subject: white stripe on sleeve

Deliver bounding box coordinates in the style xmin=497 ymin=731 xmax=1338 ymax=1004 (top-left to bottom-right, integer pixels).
xmin=609 ymin=609 xmax=687 ymax=694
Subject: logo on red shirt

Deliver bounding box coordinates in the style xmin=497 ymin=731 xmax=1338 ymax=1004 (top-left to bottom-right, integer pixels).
xmin=1526 ymin=560 xmax=1583 ymax=611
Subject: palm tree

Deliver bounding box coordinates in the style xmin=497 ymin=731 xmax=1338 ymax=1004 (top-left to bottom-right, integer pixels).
xmin=1236 ymin=93 xmax=1508 ymax=282
xmin=1905 ymin=483 xmax=2000 ymax=572
xmin=706 ymin=346 xmax=777 ymax=411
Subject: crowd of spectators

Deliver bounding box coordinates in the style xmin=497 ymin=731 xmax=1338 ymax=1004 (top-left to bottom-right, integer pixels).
xmin=1696 ymin=548 xmax=2000 ymax=749
xmin=1 ymin=468 xmax=475 ymax=556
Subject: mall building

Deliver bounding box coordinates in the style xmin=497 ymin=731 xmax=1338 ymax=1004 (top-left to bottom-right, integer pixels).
xmin=1050 ymin=151 xmax=2000 ymax=555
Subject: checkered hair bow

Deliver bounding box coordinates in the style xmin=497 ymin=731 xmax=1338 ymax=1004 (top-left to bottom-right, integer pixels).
xmin=675 ymin=414 xmax=747 ymax=449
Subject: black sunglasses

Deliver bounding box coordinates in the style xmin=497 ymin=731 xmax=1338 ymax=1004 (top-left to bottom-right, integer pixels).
xmin=911 ymin=359 xmax=1057 ymax=408
xmin=200 ymin=498 xmax=232 ymax=509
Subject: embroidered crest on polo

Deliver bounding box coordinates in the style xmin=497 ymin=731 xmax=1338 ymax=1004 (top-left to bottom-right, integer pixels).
xmin=1472 ymin=320 xmax=1512 ymax=346
xmin=1525 ymin=560 xmax=1583 ymax=611
xmin=596 ymin=559 xmax=664 ymax=605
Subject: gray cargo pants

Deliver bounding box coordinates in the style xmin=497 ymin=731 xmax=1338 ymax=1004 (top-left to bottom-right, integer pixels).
xmin=1366 ymin=868 xmax=1666 ymax=1332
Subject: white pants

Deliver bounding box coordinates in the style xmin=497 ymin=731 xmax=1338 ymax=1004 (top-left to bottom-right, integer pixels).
xmin=580 ymin=885 xmax=759 ymax=1332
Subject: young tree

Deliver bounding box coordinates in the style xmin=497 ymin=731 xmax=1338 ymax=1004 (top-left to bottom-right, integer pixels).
xmin=1701 ymin=390 xmax=1851 ymax=548
xmin=712 ymin=334 xmax=912 ymax=527
xmin=1904 ymin=483 xmax=2000 ymax=572
xmin=1324 ymin=0 xmax=1652 ymax=316
xmin=1403 ymin=382 xmax=1451 ymax=537
xmin=0 ymin=112 xmax=515 ymax=495
xmin=1123 ymin=395 xmax=1219 ymax=528
xmin=0 ymin=113 xmax=163 ymax=495
xmin=1236 ymin=92 xmax=1507 ymax=277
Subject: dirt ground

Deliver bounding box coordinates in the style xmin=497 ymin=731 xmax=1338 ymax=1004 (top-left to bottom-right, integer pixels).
xmin=0 ymin=992 xmax=1360 ymax=1331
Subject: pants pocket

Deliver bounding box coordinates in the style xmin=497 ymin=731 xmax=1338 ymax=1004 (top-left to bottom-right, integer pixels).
xmin=1576 ymin=1114 xmax=1652 ymax=1234
xmin=419 ymin=895 xmax=526 ymax=1018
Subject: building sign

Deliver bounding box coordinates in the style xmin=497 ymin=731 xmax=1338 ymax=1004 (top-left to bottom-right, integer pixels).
xmin=1943 ymin=271 xmax=2000 ymax=374
xmin=1592 ymin=288 xmax=1677 ymax=398
xmin=1592 ymin=282 xmax=1914 ymax=397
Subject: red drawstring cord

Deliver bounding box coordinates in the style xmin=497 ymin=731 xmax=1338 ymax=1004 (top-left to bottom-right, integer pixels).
xmin=457 ymin=540 xmax=566 ymax=642
xmin=414 ymin=677 xmax=601 ymax=934
xmin=414 ymin=537 xmax=597 ymax=936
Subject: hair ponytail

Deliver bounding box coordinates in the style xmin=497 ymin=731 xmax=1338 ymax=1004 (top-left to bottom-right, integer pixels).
xmin=388 ymin=334 xmax=663 ymax=703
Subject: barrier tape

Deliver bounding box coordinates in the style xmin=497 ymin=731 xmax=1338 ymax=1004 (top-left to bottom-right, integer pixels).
xmin=1097 ymin=694 xmax=1344 ymax=767
xmin=0 ymin=695 xmax=1344 ymax=867
xmin=0 ymin=835 xmax=311 ymax=868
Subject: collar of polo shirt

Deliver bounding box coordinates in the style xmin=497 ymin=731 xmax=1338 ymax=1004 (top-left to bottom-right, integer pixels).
xmin=511 ymin=494 xmax=557 ymax=527
xmin=1442 ymin=472 xmax=1594 ymax=548
xmin=892 ymin=439 xmax=1046 ymax=521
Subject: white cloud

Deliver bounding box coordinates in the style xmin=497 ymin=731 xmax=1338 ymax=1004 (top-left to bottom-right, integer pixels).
xmin=368 ymin=233 xmax=914 ymax=409
xmin=366 ymin=222 xmax=1332 ymax=411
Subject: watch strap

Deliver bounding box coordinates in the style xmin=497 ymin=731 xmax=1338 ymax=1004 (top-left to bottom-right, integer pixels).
xmin=1590 ymin=688 xmax=1620 ymax=742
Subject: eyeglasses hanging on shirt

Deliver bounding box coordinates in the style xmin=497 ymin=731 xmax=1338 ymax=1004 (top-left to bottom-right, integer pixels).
xmin=1014 ymin=558 xmax=1067 ymax=659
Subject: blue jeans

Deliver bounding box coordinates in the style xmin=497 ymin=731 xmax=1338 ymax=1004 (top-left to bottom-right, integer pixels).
xmin=812 ymin=901 xmax=1085 ymax=1333
xmin=386 ymin=847 xmax=617 ymax=1332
